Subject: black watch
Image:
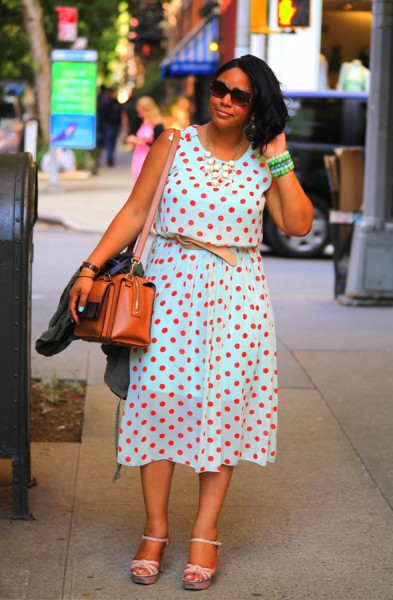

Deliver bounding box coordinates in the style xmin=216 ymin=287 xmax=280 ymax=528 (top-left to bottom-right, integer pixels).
xmin=80 ymin=261 xmax=100 ymax=274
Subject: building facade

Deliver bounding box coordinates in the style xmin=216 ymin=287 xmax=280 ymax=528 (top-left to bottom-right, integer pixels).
xmin=161 ymin=0 xmax=372 ymax=95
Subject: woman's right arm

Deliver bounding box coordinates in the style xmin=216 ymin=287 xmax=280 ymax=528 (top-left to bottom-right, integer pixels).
xmin=68 ymin=130 xmax=173 ymax=322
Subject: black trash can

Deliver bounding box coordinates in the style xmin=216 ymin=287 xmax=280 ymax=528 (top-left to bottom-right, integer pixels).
xmin=0 ymin=152 xmax=37 ymax=518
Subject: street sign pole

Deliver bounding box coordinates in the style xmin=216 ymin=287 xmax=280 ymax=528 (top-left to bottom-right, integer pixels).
xmin=344 ymin=0 xmax=393 ymax=304
xmin=48 ymin=147 xmax=60 ymax=192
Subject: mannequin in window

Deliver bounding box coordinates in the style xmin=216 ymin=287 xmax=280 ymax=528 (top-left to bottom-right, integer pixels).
xmin=337 ymin=59 xmax=370 ymax=93
xmin=318 ymin=54 xmax=329 ymax=90
xmin=357 ymin=48 xmax=370 ymax=69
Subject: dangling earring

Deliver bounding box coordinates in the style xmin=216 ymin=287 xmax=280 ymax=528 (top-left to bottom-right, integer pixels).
xmin=244 ymin=114 xmax=257 ymax=143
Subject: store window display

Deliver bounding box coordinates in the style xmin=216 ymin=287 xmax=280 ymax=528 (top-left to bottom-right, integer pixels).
xmin=337 ymin=59 xmax=370 ymax=93
xmin=318 ymin=54 xmax=330 ymax=90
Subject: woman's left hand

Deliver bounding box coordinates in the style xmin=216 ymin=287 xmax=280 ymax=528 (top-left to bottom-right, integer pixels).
xmin=264 ymin=131 xmax=314 ymax=237
xmin=263 ymin=132 xmax=287 ymax=159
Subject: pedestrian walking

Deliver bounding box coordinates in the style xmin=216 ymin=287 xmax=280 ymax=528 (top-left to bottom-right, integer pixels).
xmin=96 ymin=84 xmax=107 ymax=149
xmin=101 ymin=87 xmax=123 ymax=167
xmin=122 ymin=95 xmax=143 ymax=140
xmin=68 ymin=55 xmax=313 ymax=590
xmin=90 ymin=84 xmax=107 ymax=174
xmin=126 ymin=96 xmax=164 ymax=184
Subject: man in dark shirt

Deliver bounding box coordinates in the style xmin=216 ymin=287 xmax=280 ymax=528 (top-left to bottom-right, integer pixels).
xmin=101 ymin=87 xmax=123 ymax=166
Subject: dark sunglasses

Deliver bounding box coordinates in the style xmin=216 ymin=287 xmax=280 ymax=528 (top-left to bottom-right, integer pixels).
xmin=210 ymin=79 xmax=253 ymax=107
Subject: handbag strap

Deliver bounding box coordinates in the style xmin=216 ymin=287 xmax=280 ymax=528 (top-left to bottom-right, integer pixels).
xmin=132 ymin=128 xmax=180 ymax=263
xmin=104 ymin=251 xmax=139 ymax=276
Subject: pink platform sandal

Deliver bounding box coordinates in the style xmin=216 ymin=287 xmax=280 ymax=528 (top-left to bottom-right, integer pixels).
xmin=131 ymin=535 xmax=171 ymax=585
xmin=182 ymin=537 xmax=222 ymax=590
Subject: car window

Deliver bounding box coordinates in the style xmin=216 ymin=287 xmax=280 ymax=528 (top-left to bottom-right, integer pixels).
xmin=0 ymin=100 xmax=18 ymax=120
xmin=286 ymin=95 xmax=367 ymax=146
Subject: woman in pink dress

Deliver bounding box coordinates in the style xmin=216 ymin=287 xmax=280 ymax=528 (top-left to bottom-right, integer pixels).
xmin=127 ymin=96 xmax=164 ymax=185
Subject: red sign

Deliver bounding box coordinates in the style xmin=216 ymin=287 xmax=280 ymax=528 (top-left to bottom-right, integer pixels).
xmin=55 ymin=6 xmax=78 ymax=42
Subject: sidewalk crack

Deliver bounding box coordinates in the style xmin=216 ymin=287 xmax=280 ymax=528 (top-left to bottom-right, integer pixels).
xmin=276 ymin=334 xmax=316 ymax=389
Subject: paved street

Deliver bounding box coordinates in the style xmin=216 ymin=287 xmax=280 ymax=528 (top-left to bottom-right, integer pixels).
xmin=1 ymin=148 xmax=393 ymax=599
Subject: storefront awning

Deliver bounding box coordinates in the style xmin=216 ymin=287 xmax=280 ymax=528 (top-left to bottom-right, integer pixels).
xmin=161 ymin=17 xmax=219 ymax=78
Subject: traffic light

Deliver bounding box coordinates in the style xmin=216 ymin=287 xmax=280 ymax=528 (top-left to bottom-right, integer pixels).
xmin=278 ymin=0 xmax=310 ymax=28
xmin=250 ymin=0 xmax=267 ymax=33
xmin=129 ymin=1 xmax=164 ymax=58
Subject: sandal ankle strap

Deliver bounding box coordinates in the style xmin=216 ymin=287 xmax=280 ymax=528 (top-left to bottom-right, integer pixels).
xmin=142 ymin=535 xmax=170 ymax=544
xmin=190 ymin=537 xmax=222 ymax=548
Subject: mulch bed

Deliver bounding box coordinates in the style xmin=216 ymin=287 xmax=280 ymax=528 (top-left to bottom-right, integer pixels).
xmin=30 ymin=378 xmax=86 ymax=443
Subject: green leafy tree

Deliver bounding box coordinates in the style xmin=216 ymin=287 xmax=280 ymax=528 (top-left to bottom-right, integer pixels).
xmin=0 ymin=0 xmax=131 ymax=141
xmin=0 ymin=0 xmax=34 ymax=82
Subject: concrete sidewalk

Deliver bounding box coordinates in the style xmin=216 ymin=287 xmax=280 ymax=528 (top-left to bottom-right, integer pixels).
xmin=37 ymin=150 xmax=133 ymax=233
xmin=1 ymin=149 xmax=393 ymax=599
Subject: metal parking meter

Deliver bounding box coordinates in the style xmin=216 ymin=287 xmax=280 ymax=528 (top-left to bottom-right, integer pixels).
xmin=0 ymin=152 xmax=37 ymax=518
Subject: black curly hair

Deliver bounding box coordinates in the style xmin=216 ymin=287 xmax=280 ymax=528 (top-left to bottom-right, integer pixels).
xmin=214 ymin=55 xmax=288 ymax=153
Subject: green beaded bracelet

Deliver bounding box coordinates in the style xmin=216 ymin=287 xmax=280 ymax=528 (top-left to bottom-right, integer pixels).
xmin=270 ymin=159 xmax=295 ymax=178
xmin=266 ymin=150 xmax=292 ymax=166
xmin=270 ymin=161 xmax=294 ymax=171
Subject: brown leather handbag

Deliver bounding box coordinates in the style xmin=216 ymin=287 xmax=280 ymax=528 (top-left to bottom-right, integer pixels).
xmin=74 ymin=129 xmax=180 ymax=347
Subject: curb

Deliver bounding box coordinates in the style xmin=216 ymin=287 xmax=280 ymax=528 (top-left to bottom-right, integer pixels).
xmin=36 ymin=215 xmax=104 ymax=234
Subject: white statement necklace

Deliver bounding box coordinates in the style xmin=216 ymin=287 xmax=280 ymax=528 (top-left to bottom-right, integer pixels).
xmin=202 ymin=125 xmax=245 ymax=186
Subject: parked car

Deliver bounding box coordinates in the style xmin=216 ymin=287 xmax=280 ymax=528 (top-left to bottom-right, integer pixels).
xmin=0 ymin=95 xmax=24 ymax=153
xmin=263 ymin=90 xmax=368 ymax=258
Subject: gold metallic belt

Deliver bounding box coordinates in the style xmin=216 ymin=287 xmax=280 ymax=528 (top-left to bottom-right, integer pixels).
xmin=174 ymin=234 xmax=237 ymax=266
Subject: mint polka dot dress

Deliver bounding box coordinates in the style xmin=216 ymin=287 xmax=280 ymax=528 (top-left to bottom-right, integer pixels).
xmin=117 ymin=125 xmax=278 ymax=473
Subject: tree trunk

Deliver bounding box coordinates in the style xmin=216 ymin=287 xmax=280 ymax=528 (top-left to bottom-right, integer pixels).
xmin=20 ymin=0 xmax=51 ymax=143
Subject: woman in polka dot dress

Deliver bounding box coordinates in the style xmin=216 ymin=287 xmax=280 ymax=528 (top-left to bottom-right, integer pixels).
xmin=69 ymin=55 xmax=313 ymax=590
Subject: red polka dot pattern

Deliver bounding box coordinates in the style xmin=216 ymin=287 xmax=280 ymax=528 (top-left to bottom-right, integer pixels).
xmin=117 ymin=126 xmax=277 ymax=473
